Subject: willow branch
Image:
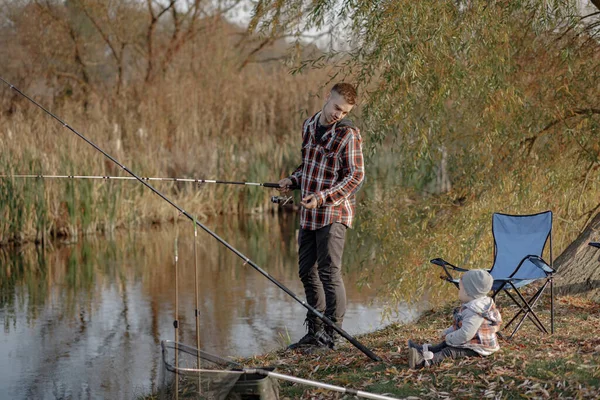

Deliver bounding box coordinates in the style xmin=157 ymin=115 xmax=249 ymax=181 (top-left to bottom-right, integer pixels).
xmin=525 ymin=108 xmax=600 ymax=155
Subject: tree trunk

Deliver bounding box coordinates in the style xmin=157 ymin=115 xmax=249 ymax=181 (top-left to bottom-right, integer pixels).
xmin=554 ymin=211 xmax=600 ymax=300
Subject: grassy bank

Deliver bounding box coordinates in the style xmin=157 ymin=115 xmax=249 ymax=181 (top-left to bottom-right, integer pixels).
xmin=243 ymin=294 xmax=599 ymax=399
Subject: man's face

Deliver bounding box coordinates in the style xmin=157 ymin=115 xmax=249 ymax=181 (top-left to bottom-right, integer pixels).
xmin=321 ymin=90 xmax=354 ymax=125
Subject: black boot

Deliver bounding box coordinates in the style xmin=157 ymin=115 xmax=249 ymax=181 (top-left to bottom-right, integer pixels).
xmin=288 ymin=318 xmax=332 ymax=349
xmin=324 ymin=318 xmax=344 ymax=349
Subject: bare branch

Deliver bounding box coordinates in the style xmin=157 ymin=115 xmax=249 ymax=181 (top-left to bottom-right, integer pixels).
xmin=145 ymin=0 xmax=177 ymax=83
xmin=53 ymin=70 xmax=91 ymax=89
xmin=217 ymin=0 xmax=244 ymax=16
xmin=540 ymin=108 xmax=600 ymax=133
xmin=236 ymin=29 xmax=329 ymax=71
xmin=555 ymin=11 xmax=600 ymax=43
xmin=525 ymin=108 xmax=600 ymax=155
xmin=244 ymin=55 xmax=289 ymax=64
xmin=77 ymin=2 xmax=121 ymax=64
xmin=158 ymin=0 xmax=210 ymax=75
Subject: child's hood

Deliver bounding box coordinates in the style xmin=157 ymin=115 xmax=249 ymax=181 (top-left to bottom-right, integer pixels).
xmin=465 ymin=296 xmax=501 ymax=323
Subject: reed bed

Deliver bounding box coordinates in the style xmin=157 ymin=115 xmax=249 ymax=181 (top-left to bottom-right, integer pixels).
xmin=0 ymin=65 xmax=337 ymax=244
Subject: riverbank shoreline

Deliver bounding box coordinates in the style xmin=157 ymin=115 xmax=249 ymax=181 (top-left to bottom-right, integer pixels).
xmin=0 ymin=206 xmax=299 ymax=248
xmin=234 ymin=294 xmax=600 ymax=399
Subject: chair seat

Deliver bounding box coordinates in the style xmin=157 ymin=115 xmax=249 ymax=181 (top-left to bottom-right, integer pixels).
xmin=492 ymin=278 xmax=536 ymax=290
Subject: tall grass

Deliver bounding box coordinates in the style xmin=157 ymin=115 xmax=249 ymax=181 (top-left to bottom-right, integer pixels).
xmin=1 ymin=59 xmax=402 ymax=244
xmin=0 ymin=1 xmax=409 ymax=244
xmin=0 ymin=63 xmax=337 ymax=243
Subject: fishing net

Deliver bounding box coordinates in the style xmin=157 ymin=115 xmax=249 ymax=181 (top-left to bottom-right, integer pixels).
xmin=160 ymin=341 xmax=279 ymax=400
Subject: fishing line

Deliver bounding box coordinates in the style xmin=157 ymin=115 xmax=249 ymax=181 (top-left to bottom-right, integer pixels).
xmin=0 ymin=77 xmax=380 ymax=361
xmin=192 ymin=217 xmax=202 ymax=394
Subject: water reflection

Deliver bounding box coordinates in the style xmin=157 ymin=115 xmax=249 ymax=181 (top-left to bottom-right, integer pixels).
xmin=0 ymin=214 xmax=419 ymax=400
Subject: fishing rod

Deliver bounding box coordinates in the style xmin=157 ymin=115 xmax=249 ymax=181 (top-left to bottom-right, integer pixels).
xmin=0 ymin=174 xmax=283 ymax=188
xmin=173 ymin=228 xmax=180 ymax=400
xmin=0 ymin=77 xmax=381 ymax=362
xmin=2 ymin=174 xmax=294 ymax=205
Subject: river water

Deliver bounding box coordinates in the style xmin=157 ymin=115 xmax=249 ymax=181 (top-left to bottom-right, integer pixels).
xmin=0 ymin=213 xmax=420 ymax=399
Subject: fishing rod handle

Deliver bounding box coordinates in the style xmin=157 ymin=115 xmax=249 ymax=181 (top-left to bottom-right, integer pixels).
xmin=263 ymin=182 xmax=299 ymax=190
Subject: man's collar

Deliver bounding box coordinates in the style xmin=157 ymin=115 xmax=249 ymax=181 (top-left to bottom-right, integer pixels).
xmin=312 ymin=112 xmax=337 ymax=142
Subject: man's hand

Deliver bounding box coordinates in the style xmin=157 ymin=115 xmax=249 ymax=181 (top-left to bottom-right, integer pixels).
xmin=301 ymin=194 xmax=319 ymax=209
xmin=278 ymin=178 xmax=293 ymax=194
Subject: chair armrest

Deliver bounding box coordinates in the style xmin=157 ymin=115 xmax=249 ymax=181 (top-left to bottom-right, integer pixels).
xmin=430 ymin=258 xmax=467 ymax=286
xmin=524 ymin=255 xmax=554 ymax=274
xmin=430 ymin=258 xmax=468 ymax=272
xmin=589 ymin=242 xmax=600 ymax=249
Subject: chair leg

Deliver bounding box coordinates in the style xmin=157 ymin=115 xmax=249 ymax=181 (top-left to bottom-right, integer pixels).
xmin=504 ymin=288 xmax=548 ymax=335
xmin=509 ymin=311 xmax=530 ymax=340
xmin=505 ymin=287 xmax=547 ymax=332
xmin=516 ymin=283 xmax=549 ymax=332
xmin=505 ymin=281 xmax=551 ymax=337
xmin=550 ymin=277 xmax=554 ymax=334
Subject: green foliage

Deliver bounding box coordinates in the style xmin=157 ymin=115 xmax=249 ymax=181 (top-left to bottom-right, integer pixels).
xmin=366 ymin=382 xmax=421 ymax=397
xmin=252 ymin=0 xmax=600 ymax=307
xmin=524 ymin=358 xmax=599 ymax=386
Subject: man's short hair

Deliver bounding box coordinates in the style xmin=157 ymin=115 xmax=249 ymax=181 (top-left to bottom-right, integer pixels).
xmin=331 ymin=83 xmax=357 ymax=105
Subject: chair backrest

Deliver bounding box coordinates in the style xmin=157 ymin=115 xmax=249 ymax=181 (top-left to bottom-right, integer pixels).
xmin=491 ymin=211 xmax=552 ymax=281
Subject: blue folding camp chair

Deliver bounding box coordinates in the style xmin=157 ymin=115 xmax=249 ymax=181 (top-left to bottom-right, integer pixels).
xmin=431 ymin=211 xmax=555 ymax=340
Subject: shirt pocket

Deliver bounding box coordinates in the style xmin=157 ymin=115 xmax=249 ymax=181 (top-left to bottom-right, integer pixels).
xmin=303 ymin=142 xmax=334 ymax=161
xmin=317 ymin=145 xmax=337 ymax=164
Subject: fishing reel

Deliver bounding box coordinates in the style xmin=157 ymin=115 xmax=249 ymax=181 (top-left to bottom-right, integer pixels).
xmin=271 ymin=195 xmax=293 ymax=206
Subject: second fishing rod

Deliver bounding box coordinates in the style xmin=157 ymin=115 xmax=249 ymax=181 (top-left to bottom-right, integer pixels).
xmin=1 ymin=77 xmax=381 ymax=362
xmin=2 ymin=174 xmax=295 ymax=205
xmin=2 ymin=173 xmax=283 ymax=187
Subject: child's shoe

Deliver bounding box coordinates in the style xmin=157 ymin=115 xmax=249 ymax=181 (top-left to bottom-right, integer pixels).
xmin=408 ymin=347 xmax=424 ymax=369
xmin=408 ymin=345 xmax=434 ymax=369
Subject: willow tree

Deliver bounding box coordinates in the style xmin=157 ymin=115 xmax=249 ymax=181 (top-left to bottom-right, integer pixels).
xmin=250 ymin=0 xmax=600 ymax=304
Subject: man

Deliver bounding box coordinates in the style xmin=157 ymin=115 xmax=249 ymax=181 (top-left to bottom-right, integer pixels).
xmin=279 ymin=82 xmax=364 ymax=349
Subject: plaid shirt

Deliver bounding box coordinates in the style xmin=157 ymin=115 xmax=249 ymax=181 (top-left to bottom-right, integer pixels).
xmin=452 ymin=300 xmax=502 ymax=354
xmin=289 ymin=111 xmax=364 ymax=230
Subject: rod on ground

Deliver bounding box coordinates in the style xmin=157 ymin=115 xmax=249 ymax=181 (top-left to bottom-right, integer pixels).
xmin=0 ymin=174 xmax=282 ymax=188
xmin=255 ymin=370 xmax=399 ymax=400
xmin=161 ymin=341 xmax=398 ymax=400
xmin=1 ymin=77 xmax=380 ymax=362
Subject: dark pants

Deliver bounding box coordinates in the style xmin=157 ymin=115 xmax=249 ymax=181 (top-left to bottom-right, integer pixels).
xmin=298 ymin=222 xmax=347 ymax=326
xmin=428 ymin=341 xmax=480 ymax=364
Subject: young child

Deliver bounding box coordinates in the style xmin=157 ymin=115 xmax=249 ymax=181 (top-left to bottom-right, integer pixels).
xmin=407 ymin=269 xmax=502 ymax=369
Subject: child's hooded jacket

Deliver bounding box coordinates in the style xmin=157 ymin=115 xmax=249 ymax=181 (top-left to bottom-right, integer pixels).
xmin=444 ymin=296 xmax=502 ymax=355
